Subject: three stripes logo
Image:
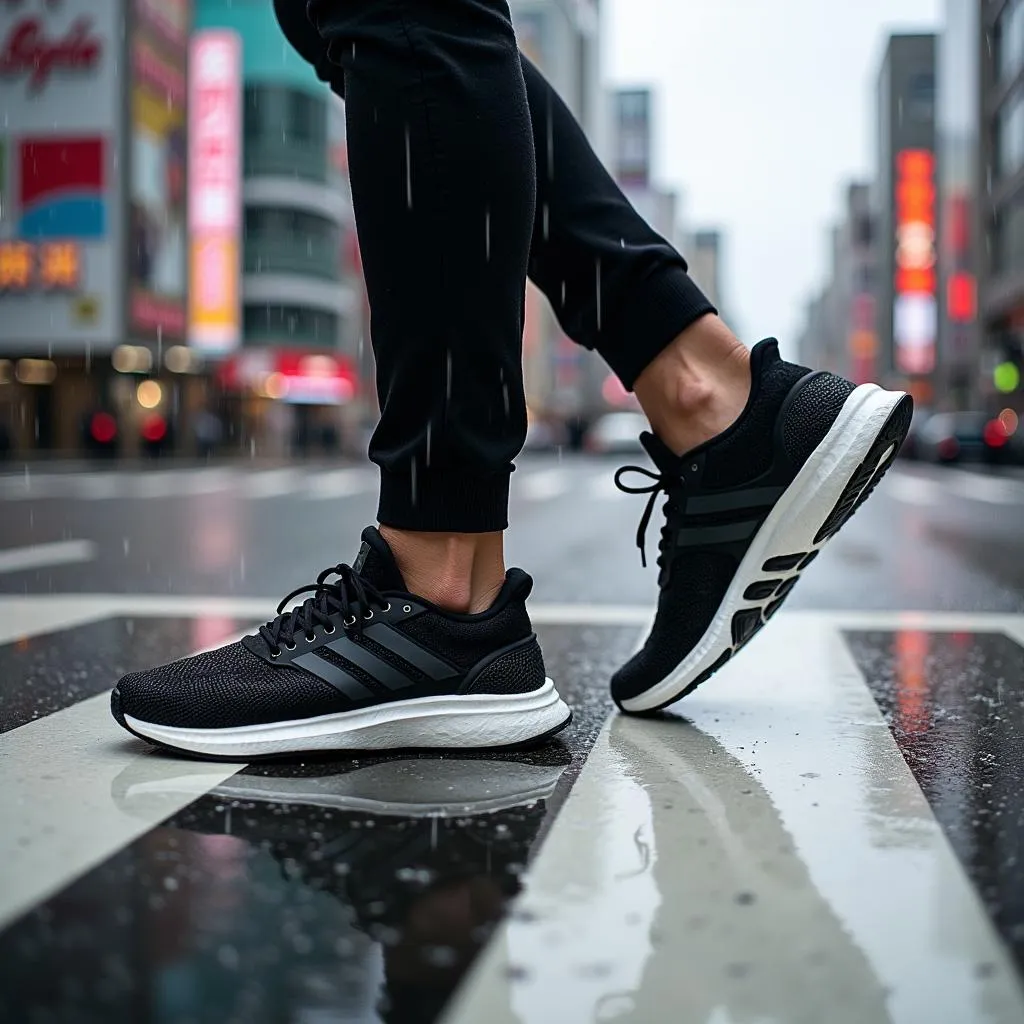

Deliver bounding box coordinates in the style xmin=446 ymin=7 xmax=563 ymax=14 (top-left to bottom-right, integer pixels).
xmin=293 ymin=623 xmax=458 ymax=702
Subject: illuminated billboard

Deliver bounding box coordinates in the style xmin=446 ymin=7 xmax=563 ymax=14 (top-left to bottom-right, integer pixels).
xmin=187 ymin=29 xmax=241 ymax=353
xmin=893 ymin=149 xmax=936 ymax=374
xmin=129 ymin=0 xmax=190 ymax=341
xmin=0 ymin=0 xmax=124 ymax=351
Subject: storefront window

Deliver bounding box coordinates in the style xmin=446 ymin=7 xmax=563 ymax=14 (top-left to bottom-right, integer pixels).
xmin=997 ymin=0 xmax=1024 ymax=83
xmin=996 ymin=87 xmax=1024 ymax=178
xmin=243 ymin=304 xmax=339 ymax=345
xmin=993 ymin=196 xmax=1024 ymax=275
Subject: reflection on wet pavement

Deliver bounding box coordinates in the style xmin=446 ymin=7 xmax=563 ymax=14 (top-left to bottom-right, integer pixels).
xmin=0 ymin=622 xmax=636 ymax=1024
xmin=0 ymin=754 xmax=567 ymax=1024
xmin=847 ymin=630 xmax=1024 ymax=972
xmin=448 ymin=615 xmax=1024 ymax=1024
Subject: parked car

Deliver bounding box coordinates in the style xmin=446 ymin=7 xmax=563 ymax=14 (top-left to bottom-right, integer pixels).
xmin=584 ymin=412 xmax=647 ymax=456
xmin=918 ymin=412 xmax=1001 ymax=464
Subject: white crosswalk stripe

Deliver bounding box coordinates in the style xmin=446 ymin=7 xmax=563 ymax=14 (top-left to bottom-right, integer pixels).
xmin=128 ymin=467 xmax=237 ymax=498
xmin=884 ymin=472 xmax=941 ymax=506
xmin=884 ymin=467 xmax=1024 ymax=506
xmin=240 ymin=468 xmax=307 ymax=498
xmin=517 ymin=468 xmax=570 ymax=502
xmin=587 ymin=471 xmax=627 ymax=500
xmin=941 ymin=467 xmax=1024 ymax=504
xmin=304 ymin=467 xmax=376 ymax=500
xmin=2 ymin=462 xmax=1023 ymax=508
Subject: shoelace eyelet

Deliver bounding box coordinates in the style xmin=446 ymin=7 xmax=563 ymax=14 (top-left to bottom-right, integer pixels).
xmin=269 ymin=647 xmax=281 ymax=659
xmin=403 ymin=604 xmax=412 ymax=613
xmin=284 ymin=641 xmax=297 ymax=651
xmin=382 ymin=603 xmax=392 ymax=613
xmin=363 ymin=610 xmax=374 ymax=620
xmin=324 ymin=624 xmax=336 ymax=635
xmin=344 ymin=615 xmax=357 ymax=627
xmin=305 ymin=632 xmax=316 ymax=643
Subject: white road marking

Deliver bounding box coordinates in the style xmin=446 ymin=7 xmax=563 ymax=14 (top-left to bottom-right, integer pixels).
xmin=127 ymin=467 xmax=238 ymax=497
xmin=884 ymin=472 xmax=941 ymax=505
xmin=942 ymin=468 xmax=1024 ymax=505
xmin=0 ymin=540 xmax=96 ymax=575
xmin=0 ymin=693 xmax=244 ymax=930
xmin=446 ymin=615 xmax=1024 ymax=1024
xmin=0 ymin=594 xmax=657 ymax=629
xmin=518 ymin=468 xmax=569 ymax=502
xmin=304 ymin=467 xmax=376 ymax=500
xmin=586 ymin=471 xmax=627 ymax=500
xmin=242 ymin=468 xmax=306 ymax=498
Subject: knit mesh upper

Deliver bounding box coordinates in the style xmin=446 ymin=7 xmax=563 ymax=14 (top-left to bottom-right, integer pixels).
xmin=611 ymin=340 xmax=856 ymax=706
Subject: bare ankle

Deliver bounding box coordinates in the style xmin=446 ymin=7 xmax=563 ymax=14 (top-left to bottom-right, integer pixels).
xmin=634 ymin=314 xmax=751 ymax=456
xmin=377 ymin=527 xmax=506 ymax=614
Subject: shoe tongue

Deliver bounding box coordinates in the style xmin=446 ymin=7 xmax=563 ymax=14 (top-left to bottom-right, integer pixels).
xmin=352 ymin=526 xmax=407 ymax=591
xmin=640 ymin=431 xmax=685 ymax=473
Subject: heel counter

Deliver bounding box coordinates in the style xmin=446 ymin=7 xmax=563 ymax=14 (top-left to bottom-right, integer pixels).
xmin=461 ymin=636 xmax=547 ymax=696
xmin=779 ymin=371 xmax=856 ymax=468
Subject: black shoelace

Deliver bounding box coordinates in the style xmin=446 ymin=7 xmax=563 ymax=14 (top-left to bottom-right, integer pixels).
xmin=614 ymin=465 xmax=683 ymax=570
xmin=259 ymin=563 xmax=389 ymax=657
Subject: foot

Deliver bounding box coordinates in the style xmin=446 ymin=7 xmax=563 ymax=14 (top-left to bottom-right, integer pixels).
xmin=612 ymin=338 xmax=913 ymax=713
xmin=111 ymin=527 xmax=571 ymax=758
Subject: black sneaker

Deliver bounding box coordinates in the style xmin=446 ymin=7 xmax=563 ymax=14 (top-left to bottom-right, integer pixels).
xmin=111 ymin=527 xmax=571 ymax=759
xmin=611 ymin=338 xmax=912 ymax=713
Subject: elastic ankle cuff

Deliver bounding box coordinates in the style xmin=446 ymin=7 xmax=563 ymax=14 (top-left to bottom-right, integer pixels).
xmin=605 ymin=269 xmax=717 ymax=391
xmin=377 ymin=467 xmax=511 ymax=532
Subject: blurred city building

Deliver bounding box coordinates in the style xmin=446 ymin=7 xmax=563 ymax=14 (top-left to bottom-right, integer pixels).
xmin=685 ymin=229 xmax=730 ymax=328
xmin=0 ymin=0 xmax=192 ymax=457
xmin=512 ymin=0 xmax=607 ymax=438
xmin=799 ymin=34 xmax=937 ymax=405
xmin=874 ymin=33 xmax=938 ymax=407
xmin=980 ymin=0 xmax=1024 ymax=417
xmin=937 ymin=0 xmax=982 ymax=410
xmin=194 ymin=0 xmax=362 ymax=457
xmin=797 ymin=184 xmax=877 ymax=383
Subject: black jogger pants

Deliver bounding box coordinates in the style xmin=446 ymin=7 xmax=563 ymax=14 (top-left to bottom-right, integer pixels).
xmin=275 ymin=0 xmax=715 ymax=531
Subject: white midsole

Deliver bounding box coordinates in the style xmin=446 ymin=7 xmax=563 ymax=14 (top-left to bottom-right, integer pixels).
xmin=125 ymin=677 xmax=570 ymax=757
xmin=620 ymin=383 xmax=907 ymax=713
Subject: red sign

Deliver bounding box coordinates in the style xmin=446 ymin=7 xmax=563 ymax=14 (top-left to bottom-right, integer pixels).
xmin=0 ymin=16 xmax=101 ymax=91
xmin=893 ymin=149 xmax=937 ymax=375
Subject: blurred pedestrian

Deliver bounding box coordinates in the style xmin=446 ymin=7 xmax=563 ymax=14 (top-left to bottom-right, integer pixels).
xmin=193 ymin=409 xmax=223 ymax=460
xmin=110 ymin=2 xmax=912 ymax=757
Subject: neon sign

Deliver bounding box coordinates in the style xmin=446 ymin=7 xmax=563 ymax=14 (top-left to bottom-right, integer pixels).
xmin=893 ymin=149 xmax=936 ymax=374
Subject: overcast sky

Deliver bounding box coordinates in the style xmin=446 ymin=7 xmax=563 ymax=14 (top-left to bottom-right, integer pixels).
xmin=605 ymin=0 xmax=942 ymax=355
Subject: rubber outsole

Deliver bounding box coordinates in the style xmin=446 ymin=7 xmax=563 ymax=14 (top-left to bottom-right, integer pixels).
xmin=619 ymin=389 xmax=914 ymax=714
xmin=111 ymin=686 xmax=573 ymax=763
